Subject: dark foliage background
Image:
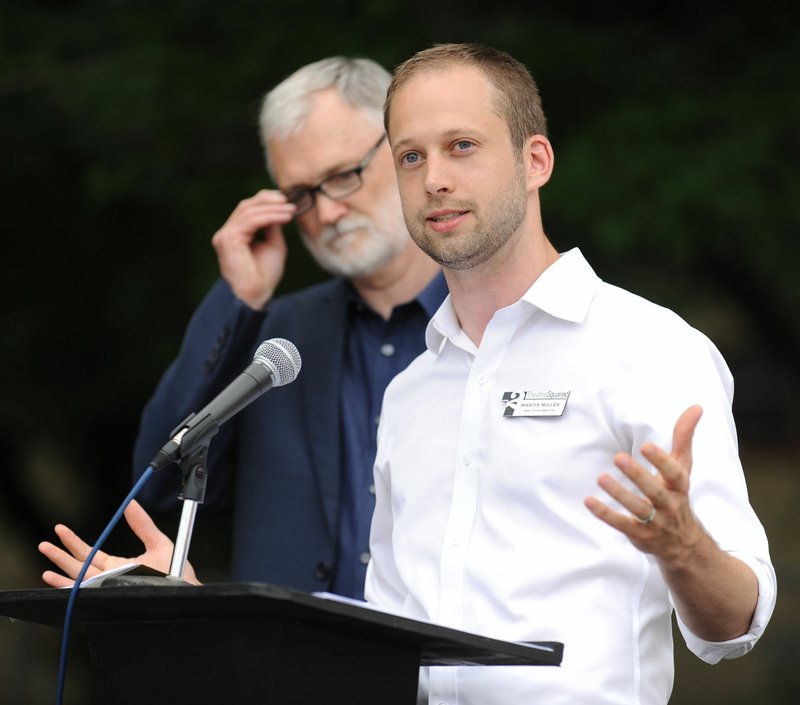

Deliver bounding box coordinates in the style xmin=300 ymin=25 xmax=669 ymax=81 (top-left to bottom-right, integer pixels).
xmin=0 ymin=1 xmax=798 ymax=702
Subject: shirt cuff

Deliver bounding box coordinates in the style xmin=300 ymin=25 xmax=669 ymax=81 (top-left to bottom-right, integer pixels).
xmin=677 ymin=552 xmax=777 ymax=665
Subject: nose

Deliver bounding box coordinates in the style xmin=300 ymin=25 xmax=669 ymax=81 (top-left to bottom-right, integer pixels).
xmin=315 ymin=192 xmax=348 ymax=226
xmin=423 ymin=155 xmax=453 ymax=197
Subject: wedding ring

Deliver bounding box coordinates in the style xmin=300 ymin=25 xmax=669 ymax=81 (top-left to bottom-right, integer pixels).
xmin=636 ymin=505 xmax=657 ymax=525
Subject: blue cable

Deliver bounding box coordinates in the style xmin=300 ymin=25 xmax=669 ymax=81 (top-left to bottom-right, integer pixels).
xmin=56 ymin=465 xmax=155 ymax=705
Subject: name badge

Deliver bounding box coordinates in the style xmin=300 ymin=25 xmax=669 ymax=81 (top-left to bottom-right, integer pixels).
xmin=501 ymin=390 xmax=570 ymax=417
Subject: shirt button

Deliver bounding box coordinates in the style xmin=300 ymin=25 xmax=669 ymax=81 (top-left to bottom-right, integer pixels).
xmin=462 ymin=454 xmax=471 ymax=466
xmin=476 ymin=374 xmax=487 ymax=385
xmin=380 ymin=343 xmax=396 ymax=357
xmin=368 ymin=483 xmax=376 ymax=496
xmin=359 ymin=551 xmax=371 ymax=565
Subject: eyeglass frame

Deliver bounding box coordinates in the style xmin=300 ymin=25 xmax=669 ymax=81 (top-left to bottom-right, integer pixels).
xmin=282 ymin=133 xmax=388 ymax=217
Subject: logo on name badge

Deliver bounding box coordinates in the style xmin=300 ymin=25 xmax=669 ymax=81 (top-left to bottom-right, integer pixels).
xmin=501 ymin=390 xmax=570 ymax=417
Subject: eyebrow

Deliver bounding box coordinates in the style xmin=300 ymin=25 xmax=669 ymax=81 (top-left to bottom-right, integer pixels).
xmin=391 ymin=128 xmax=483 ymax=153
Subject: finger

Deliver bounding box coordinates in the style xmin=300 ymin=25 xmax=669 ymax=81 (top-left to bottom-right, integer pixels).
xmin=42 ymin=570 xmax=77 ymax=589
xmin=612 ymin=452 xmax=668 ymax=503
xmin=639 ymin=445 xmax=686 ymax=494
xmin=253 ymin=222 xmax=289 ymax=252
xmin=38 ymin=541 xmax=102 ymax=581
xmin=181 ymin=562 xmax=201 ymax=586
xmin=125 ymin=500 xmax=173 ymax=551
xmin=584 ymin=496 xmax=647 ymax=534
xmin=671 ymin=404 xmax=702 ymax=471
xmin=638 ymin=406 xmax=702 ymax=492
xmin=249 ymin=189 xmax=292 ymax=205
xmin=54 ymin=524 xmax=112 ymax=567
xmin=227 ymin=203 xmax=297 ymax=232
xmin=214 ymin=204 xmax=296 ymax=245
xmin=238 ymin=203 xmax=297 ymax=227
xmin=596 ymin=471 xmax=655 ymax=522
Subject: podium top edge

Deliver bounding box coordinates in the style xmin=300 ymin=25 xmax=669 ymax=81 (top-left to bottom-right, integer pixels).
xmin=0 ymin=583 xmax=563 ymax=667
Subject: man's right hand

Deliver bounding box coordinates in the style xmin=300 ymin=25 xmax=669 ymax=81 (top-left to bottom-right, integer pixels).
xmin=211 ymin=190 xmax=297 ymax=310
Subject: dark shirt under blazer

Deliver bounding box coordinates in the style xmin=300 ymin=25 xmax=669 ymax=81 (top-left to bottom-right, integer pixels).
xmin=133 ymin=274 xmax=447 ymax=597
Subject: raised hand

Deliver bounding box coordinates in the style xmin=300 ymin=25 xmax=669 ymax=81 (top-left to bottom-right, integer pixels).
xmin=586 ymin=405 xmax=758 ymax=640
xmin=585 ymin=405 xmax=704 ymax=561
xmin=211 ymin=190 xmax=297 ymax=310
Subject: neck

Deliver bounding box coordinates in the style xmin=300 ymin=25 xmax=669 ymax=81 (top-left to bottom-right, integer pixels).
xmin=351 ymin=240 xmax=440 ymax=319
xmin=445 ymin=225 xmax=559 ymax=346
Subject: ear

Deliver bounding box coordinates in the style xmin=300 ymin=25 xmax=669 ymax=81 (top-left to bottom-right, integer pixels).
xmin=523 ymin=134 xmax=554 ymax=190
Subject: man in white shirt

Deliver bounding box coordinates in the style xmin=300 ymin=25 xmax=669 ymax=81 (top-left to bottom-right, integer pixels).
xmin=366 ymin=42 xmax=776 ymax=704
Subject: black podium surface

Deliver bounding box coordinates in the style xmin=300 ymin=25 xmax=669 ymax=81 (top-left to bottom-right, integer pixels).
xmin=0 ymin=582 xmax=562 ymax=704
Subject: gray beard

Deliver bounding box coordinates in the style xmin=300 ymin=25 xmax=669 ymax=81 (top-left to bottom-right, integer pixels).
xmin=301 ymin=215 xmax=409 ymax=278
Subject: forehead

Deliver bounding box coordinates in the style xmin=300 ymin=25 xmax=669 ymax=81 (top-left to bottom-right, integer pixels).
xmin=269 ymin=89 xmax=383 ymax=188
xmin=389 ymin=65 xmax=502 ymax=146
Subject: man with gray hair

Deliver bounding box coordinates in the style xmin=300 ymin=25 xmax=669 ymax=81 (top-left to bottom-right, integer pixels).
xmin=126 ymin=57 xmax=444 ymax=598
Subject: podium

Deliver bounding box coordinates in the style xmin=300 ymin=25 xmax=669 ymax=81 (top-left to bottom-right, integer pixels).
xmin=0 ymin=582 xmax=562 ymax=704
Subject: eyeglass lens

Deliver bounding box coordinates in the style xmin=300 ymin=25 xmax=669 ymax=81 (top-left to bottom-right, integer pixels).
xmin=286 ymin=134 xmax=385 ymax=216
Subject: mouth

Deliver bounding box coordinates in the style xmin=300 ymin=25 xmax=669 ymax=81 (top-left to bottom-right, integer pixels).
xmin=319 ymin=220 xmax=366 ymax=248
xmin=426 ymin=209 xmax=469 ymax=233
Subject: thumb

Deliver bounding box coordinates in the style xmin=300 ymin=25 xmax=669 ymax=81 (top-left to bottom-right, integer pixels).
xmin=671 ymin=405 xmax=703 ymax=474
xmin=124 ymin=499 xmax=173 ymax=550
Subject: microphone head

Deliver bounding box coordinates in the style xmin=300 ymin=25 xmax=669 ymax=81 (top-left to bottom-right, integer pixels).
xmin=254 ymin=338 xmax=302 ymax=387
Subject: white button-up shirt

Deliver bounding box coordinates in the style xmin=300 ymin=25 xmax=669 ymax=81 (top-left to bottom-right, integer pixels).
xmin=365 ymin=249 xmax=775 ymax=705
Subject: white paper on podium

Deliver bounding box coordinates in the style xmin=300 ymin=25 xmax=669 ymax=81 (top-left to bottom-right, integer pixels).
xmin=59 ymin=562 xmax=144 ymax=588
xmin=311 ymin=591 xmax=427 ymax=621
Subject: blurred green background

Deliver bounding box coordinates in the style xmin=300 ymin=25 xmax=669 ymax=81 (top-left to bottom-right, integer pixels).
xmin=1 ymin=1 xmax=798 ymax=702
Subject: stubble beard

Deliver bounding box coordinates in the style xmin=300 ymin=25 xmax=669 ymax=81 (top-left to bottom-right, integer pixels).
xmin=406 ymin=165 xmax=528 ymax=271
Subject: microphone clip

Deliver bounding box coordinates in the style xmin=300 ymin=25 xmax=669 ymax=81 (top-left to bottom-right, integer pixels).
xmin=149 ymin=410 xmax=221 ymax=474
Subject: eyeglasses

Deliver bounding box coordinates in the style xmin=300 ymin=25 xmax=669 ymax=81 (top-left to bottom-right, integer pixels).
xmin=283 ymin=133 xmax=387 ymax=217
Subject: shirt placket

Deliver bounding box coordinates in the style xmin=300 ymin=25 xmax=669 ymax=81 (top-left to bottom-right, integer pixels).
xmin=429 ymin=310 xmax=520 ymax=705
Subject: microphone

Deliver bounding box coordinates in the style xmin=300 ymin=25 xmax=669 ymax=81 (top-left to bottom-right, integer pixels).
xmin=149 ymin=338 xmax=302 ymax=471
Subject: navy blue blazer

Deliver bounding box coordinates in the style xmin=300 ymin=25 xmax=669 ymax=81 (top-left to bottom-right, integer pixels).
xmin=134 ymin=277 xmax=358 ymax=592
xmin=134 ymin=274 xmax=448 ymax=593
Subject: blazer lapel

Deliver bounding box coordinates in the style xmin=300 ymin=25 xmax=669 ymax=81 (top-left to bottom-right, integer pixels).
xmin=300 ymin=280 xmax=349 ymax=539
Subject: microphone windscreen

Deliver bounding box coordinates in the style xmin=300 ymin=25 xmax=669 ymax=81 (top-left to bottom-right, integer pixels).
xmin=254 ymin=338 xmax=302 ymax=387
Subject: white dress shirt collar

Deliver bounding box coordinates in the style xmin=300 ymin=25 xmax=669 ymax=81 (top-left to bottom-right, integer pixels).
xmin=425 ymin=248 xmax=602 ymax=355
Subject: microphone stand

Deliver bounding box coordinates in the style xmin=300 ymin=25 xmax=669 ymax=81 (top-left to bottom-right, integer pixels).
xmin=168 ymin=440 xmax=209 ymax=579
xmin=102 ymin=419 xmax=214 ymax=588
xmin=162 ymin=414 xmax=221 ymax=581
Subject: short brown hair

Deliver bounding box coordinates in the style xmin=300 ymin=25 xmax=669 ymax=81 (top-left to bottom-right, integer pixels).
xmin=385 ymin=43 xmax=548 ymax=149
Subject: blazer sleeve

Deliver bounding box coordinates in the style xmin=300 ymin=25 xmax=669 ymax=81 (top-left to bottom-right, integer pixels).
xmin=131 ymin=278 xmax=268 ymax=514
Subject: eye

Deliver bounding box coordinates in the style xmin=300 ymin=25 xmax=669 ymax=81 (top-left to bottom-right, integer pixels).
xmin=453 ymin=140 xmax=475 ymax=153
xmin=325 ymin=169 xmax=359 ymax=188
xmin=399 ymin=151 xmax=422 ymax=167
